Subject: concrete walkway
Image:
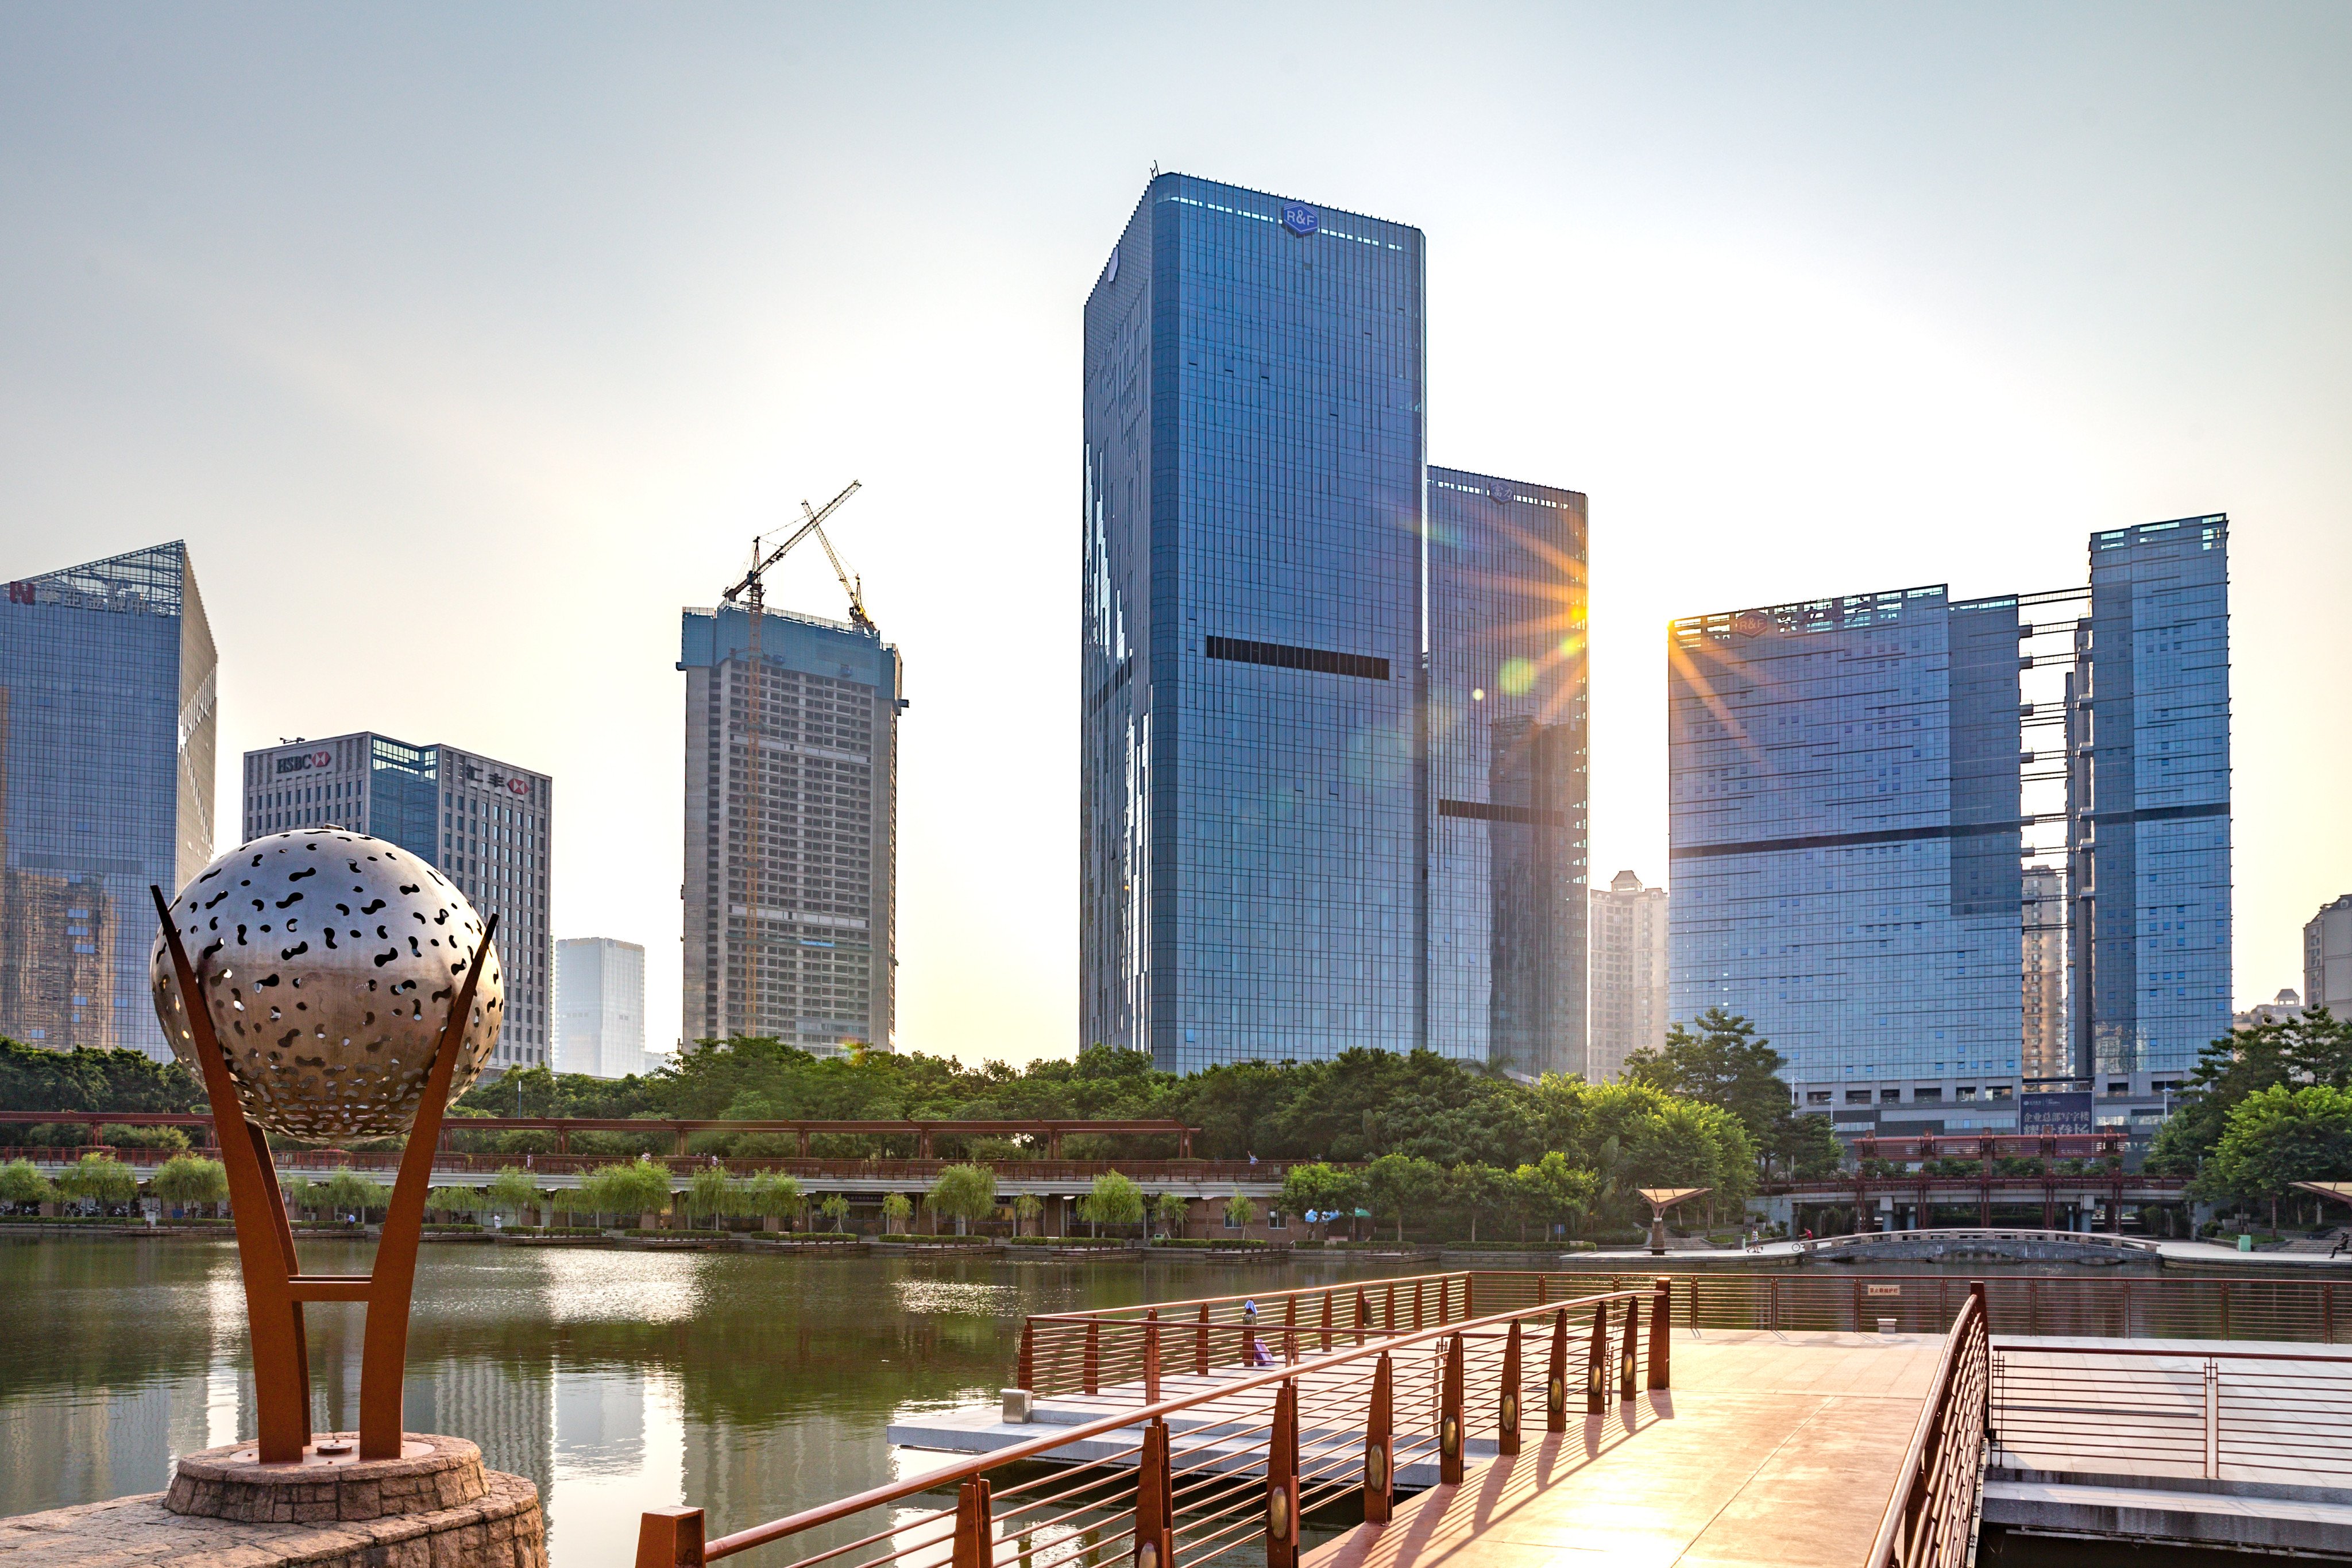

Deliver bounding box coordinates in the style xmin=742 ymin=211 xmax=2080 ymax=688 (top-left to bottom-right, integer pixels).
xmin=1302 ymin=1330 xmax=1944 ymax=1568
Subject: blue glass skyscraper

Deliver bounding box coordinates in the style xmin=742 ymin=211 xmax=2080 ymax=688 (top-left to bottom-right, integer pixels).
xmin=1666 ymin=586 xmax=2026 ymax=1084
xmin=2072 ymin=516 xmax=2231 ymax=1075
xmin=1081 ymin=174 xmax=1428 ymax=1072
xmin=0 ymin=542 xmax=216 ymax=1060
xmin=1427 ymin=470 xmax=1589 ymax=1076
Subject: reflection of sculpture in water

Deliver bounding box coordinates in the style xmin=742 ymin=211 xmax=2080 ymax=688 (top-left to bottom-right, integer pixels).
xmin=150 ymin=828 xmax=501 ymax=1461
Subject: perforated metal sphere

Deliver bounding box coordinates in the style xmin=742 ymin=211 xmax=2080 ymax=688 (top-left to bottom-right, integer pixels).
xmin=150 ymin=830 xmax=503 ymax=1140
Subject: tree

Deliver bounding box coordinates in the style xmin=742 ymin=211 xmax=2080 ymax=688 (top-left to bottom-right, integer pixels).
xmin=748 ymin=1172 xmax=805 ymax=1229
xmin=1445 ymin=1162 xmax=1513 ymax=1243
xmin=281 ymin=1175 xmax=320 ymax=1218
xmin=1013 ymin=1193 xmax=1044 ymax=1236
xmin=685 ymin=1165 xmax=742 ymax=1228
xmin=820 ymin=1193 xmax=853 ymax=1232
xmin=150 ymin=1154 xmax=228 ymax=1215
xmin=2202 ymin=1083 xmax=2352 ymax=1232
xmin=1280 ymin=1163 xmax=1365 ymax=1239
xmin=58 ymin=1152 xmax=137 ymax=1210
xmin=928 ymin=1164 xmax=998 ymax=1235
xmin=0 ymin=1158 xmax=54 ymax=1210
xmin=1761 ymin=1111 xmax=1845 ymax=1181
xmin=487 ymin=1166 xmax=542 ymax=1225
xmin=1624 ymin=1008 xmax=1789 ymax=1142
xmin=881 ymin=1191 xmax=914 ymax=1234
xmin=1363 ymin=1153 xmax=1444 ymax=1243
xmin=1083 ymin=1171 xmax=1144 ymax=1238
xmin=425 ymin=1185 xmax=481 ymax=1219
xmin=581 ymin=1161 xmax=671 ymax=1226
xmin=1154 ymin=1191 xmax=1191 ymax=1236
xmin=1222 ymin=1194 xmax=1257 ymax=1231
xmin=2151 ymin=1009 xmax=2352 ymax=1177
xmin=321 ymin=1168 xmax=389 ymax=1220
xmin=1513 ymin=1152 xmax=1600 ymax=1241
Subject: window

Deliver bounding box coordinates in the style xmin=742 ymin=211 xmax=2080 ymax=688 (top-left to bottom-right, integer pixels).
xmin=1988 ymin=1085 xmax=2014 ymax=1100
xmin=1880 ymin=1088 xmax=1901 ymax=1103
xmin=2107 ymin=1081 xmax=2130 ymax=1096
xmin=1956 ymin=1086 xmax=1976 ymax=1102
xmin=1914 ymin=1087 xmax=1942 ymax=1103
xmin=1807 ymin=1091 xmax=1832 ymax=1105
xmin=1846 ymin=1090 xmax=1871 ymax=1106
xmin=1265 ymin=1210 xmax=1287 ymax=1230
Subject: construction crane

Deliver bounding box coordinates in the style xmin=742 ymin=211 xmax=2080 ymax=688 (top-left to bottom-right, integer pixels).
xmin=719 ymin=480 xmax=862 ymax=1041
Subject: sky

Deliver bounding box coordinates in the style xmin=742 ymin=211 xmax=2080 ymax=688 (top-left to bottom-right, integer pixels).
xmin=2 ymin=3 xmax=2346 ymax=1067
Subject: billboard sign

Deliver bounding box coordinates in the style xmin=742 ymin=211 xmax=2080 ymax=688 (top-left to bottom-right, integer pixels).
xmin=2019 ymin=1091 xmax=2094 ymax=1135
xmin=275 ymin=749 xmax=334 ymax=775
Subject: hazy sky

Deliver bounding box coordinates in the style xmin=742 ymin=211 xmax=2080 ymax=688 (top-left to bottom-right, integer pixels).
xmin=3 ymin=3 xmax=2346 ymax=1066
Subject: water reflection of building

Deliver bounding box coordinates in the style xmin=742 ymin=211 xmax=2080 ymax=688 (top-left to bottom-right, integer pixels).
xmin=555 ymin=1371 xmax=646 ymax=1473
xmin=0 ymin=541 xmax=217 ymax=1060
xmin=405 ymin=1355 xmax=555 ymax=1501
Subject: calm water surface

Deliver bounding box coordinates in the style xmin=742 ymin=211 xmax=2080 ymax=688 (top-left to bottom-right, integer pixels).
xmin=0 ymin=1237 xmax=1440 ymax=1565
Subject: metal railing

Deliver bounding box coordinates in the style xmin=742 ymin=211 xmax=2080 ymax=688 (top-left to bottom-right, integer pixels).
xmin=1990 ymin=1339 xmax=2352 ymax=1486
xmin=634 ymin=1280 xmax=1670 ymax=1568
xmin=1028 ymin=1272 xmax=2352 ymax=1353
xmin=1801 ymin=1229 xmax=2161 ymax=1256
xmin=1871 ymin=1286 xmax=1991 ymax=1568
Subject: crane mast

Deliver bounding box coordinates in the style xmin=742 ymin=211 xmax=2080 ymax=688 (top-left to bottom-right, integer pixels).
xmin=716 ymin=481 xmax=867 ymax=1042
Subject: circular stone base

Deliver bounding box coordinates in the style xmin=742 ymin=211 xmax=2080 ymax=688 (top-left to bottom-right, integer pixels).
xmin=167 ymin=1432 xmax=488 ymax=1523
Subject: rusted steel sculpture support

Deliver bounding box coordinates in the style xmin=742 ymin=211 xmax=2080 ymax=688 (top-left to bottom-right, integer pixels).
xmin=152 ymin=883 xmax=497 ymax=1464
xmin=1363 ymin=1351 xmax=1394 ymax=1524
xmin=1267 ymin=1378 xmax=1300 ymax=1568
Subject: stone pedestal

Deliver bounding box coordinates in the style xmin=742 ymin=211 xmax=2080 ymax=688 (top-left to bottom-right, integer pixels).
xmin=0 ymin=1433 xmax=543 ymax=1567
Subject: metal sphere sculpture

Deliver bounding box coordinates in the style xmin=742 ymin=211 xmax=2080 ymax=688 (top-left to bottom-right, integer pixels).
xmin=147 ymin=828 xmax=507 ymax=1464
xmin=151 ymin=831 xmax=502 ymax=1141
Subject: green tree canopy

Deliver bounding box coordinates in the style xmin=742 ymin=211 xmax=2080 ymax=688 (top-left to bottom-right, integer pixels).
xmin=1082 ymin=1171 xmax=1144 ymax=1234
xmin=486 ymin=1166 xmax=543 ymax=1218
xmin=1363 ymin=1152 xmax=1445 ymax=1242
xmin=320 ymin=1168 xmax=388 ymax=1216
xmin=1279 ymin=1163 xmax=1365 ymax=1235
xmin=0 ymin=1158 xmax=55 ymax=1207
xmin=820 ymin=1192 xmax=853 ymax=1231
xmin=424 ymin=1185 xmax=481 ymax=1218
xmin=0 ymin=1038 xmax=203 ymax=1114
xmin=58 ymin=1152 xmax=137 ymax=1208
xmin=581 ymin=1161 xmax=671 ymax=1223
xmin=150 ymin=1154 xmax=228 ymax=1210
xmin=685 ymin=1165 xmax=741 ymax=1223
xmin=1222 ymin=1193 xmax=1257 ymax=1230
xmin=1154 ymin=1191 xmax=1191 ymax=1231
xmin=2203 ymin=1082 xmax=2352 ymax=1228
xmin=1444 ymin=1161 xmax=1514 ymax=1243
xmin=748 ymin=1172 xmax=805 ymax=1223
xmin=1624 ymin=1008 xmax=1789 ymax=1143
xmin=880 ymin=1191 xmax=914 ymax=1232
xmin=2150 ymin=1009 xmax=2352 ymax=1177
xmin=1513 ymin=1152 xmax=1600 ymax=1240
xmin=928 ymin=1164 xmax=998 ymax=1232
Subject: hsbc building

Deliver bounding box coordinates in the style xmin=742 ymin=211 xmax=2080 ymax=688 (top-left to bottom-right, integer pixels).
xmin=241 ymin=731 xmax=554 ymax=1071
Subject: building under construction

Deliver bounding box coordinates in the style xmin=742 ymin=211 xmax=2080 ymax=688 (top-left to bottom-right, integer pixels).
xmin=679 ymin=489 xmax=904 ymax=1056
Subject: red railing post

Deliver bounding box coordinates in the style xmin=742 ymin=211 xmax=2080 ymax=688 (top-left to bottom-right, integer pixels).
xmin=1267 ymin=1378 xmax=1300 ymax=1568
xmin=952 ymin=1478 xmax=992 ymax=1568
xmin=1648 ymin=1277 xmax=1671 ymax=1391
xmin=1546 ymin=1308 xmax=1568 ymax=1431
xmin=1586 ymin=1300 xmax=1609 ymax=1413
xmin=1384 ymin=1282 xmax=1395 ymax=1332
xmin=1196 ymin=1303 xmax=1210 ymax=1376
xmin=1364 ymin=1351 xmax=1395 ymax=1524
xmin=1439 ymin=1332 xmax=1465 ymax=1484
xmin=635 ymin=1507 xmax=704 ymax=1568
xmin=1144 ymin=1309 xmax=1161 ymax=1403
xmin=1620 ymin=1292 xmax=1641 ymax=1400
xmin=1321 ymin=1290 xmax=1334 ymax=1352
xmin=1536 ymin=1274 xmax=1547 ymax=1306
xmin=1499 ymin=1319 xmax=1523 ymax=1455
xmin=1283 ymin=1295 xmax=1298 ymax=1365
xmin=1136 ymin=1418 xmax=1173 ymax=1568
xmin=1084 ymin=1319 xmax=1100 ymax=1395
xmin=1018 ymin=1320 xmax=1033 ymax=1392
xmin=1438 ymin=1277 xmax=1451 ymax=1324
xmin=1465 ymin=1274 xmax=1475 ymax=1320
xmin=1413 ymin=1281 xmax=1424 ymax=1331
xmin=1356 ymin=1288 xmax=1370 ymax=1346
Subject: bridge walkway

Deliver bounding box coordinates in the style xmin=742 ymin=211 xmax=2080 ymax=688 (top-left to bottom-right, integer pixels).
xmin=1303 ymin=1330 xmax=1944 ymax=1568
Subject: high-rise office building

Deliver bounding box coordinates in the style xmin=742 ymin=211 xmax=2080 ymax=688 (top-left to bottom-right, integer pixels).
xmin=1667 ymin=585 xmax=2027 ymax=1087
xmin=555 ymin=936 xmax=646 ymax=1079
xmin=2072 ymin=517 xmax=2233 ymax=1076
xmin=2308 ymin=896 xmax=2352 ymax=1018
xmin=240 ymin=733 xmax=553 ymax=1069
xmin=1080 ymin=173 xmax=1428 ymax=1073
xmin=1671 ymin=517 xmax=2230 ymax=1111
xmin=679 ymin=604 xmax=901 ymax=1055
xmin=1426 ymin=470 xmax=1589 ymax=1076
xmin=1588 ymin=870 xmax=1669 ymax=1082
xmin=2021 ymin=865 xmax=2066 ymax=1079
xmin=0 ymin=542 xmax=215 ymax=1059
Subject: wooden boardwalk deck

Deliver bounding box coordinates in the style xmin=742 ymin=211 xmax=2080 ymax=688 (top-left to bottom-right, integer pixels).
xmin=1303 ymin=1330 xmax=1946 ymax=1568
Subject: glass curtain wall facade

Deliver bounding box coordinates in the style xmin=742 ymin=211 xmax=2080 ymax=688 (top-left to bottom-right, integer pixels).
xmin=1667 ymin=585 xmax=2025 ymax=1084
xmin=680 ymin=605 xmax=901 ymax=1056
xmin=241 ymin=732 xmax=555 ymax=1068
xmin=2073 ymin=516 xmax=2231 ymax=1075
xmin=1426 ymin=468 xmax=1589 ymax=1075
xmin=0 ymin=542 xmax=216 ymax=1060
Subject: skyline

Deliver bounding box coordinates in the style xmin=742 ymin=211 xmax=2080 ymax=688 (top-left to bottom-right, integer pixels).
xmin=3 ymin=6 xmax=2347 ymax=1064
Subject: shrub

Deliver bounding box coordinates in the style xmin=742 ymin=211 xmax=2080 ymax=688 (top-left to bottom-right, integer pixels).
xmin=0 ymin=1158 xmax=55 ymax=1208
xmin=58 ymin=1152 xmax=138 ymax=1208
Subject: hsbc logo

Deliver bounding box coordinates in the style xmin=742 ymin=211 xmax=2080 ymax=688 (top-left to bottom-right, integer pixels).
xmin=274 ymin=749 xmax=335 ymax=775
